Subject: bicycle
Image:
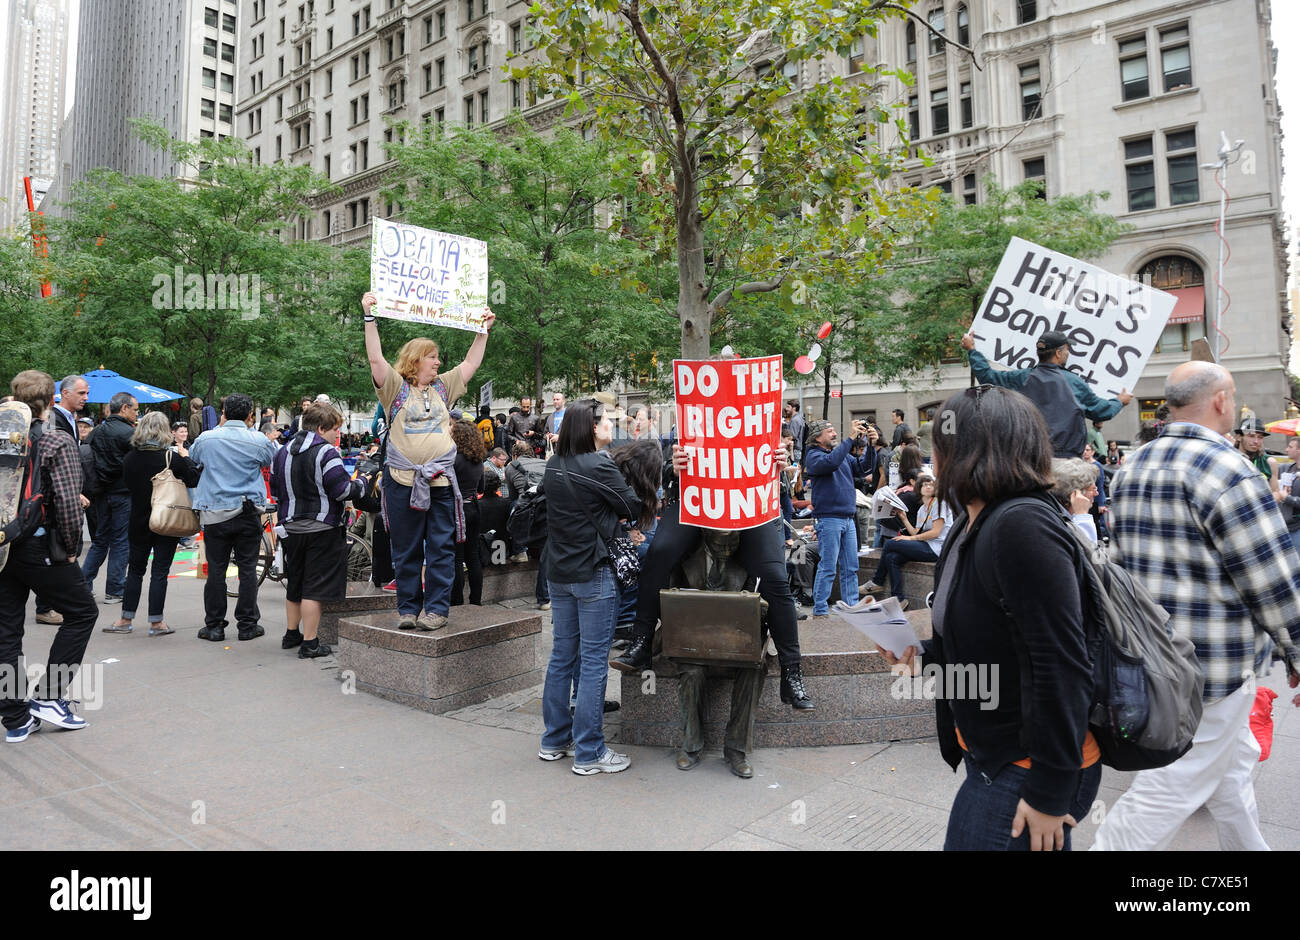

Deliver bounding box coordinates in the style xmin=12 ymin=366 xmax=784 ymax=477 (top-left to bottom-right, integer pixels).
xmin=224 ymin=509 xmax=374 ymax=597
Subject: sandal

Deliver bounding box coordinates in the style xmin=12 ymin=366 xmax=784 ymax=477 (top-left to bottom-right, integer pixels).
xmin=148 ymin=624 xmax=175 ymax=637
xmin=102 ymin=621 xmax=132 ymax=634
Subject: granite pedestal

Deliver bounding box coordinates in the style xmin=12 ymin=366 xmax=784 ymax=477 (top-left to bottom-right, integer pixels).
xmin=336 ymin=605 xmax=544 ymax=714
xmin=617 ymin=608 xmax=935 ymax=749
xmin=318 ymin=583 xmax=396 ymax=645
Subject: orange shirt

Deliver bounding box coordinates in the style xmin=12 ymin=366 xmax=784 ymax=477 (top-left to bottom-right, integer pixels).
xmin=955 ymin=725 xmax=1100 ymax=769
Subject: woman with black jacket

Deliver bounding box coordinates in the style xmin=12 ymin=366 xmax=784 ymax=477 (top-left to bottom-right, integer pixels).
xmin=878 ymin=386 xmax=1098 ymax=851
xmin=537 ymin=399 xmax=642 ymax=775
xmin=103 ymin=412 xmax=202 ymax=637
xmin=450 ymin=418 xmax=486 ymax=606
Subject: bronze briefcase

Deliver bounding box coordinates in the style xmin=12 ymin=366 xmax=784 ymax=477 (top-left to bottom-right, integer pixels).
xmin=659 ymin=589 xmax=765 ymax=666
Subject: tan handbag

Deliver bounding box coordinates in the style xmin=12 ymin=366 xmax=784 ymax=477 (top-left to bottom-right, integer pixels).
xmin=149 ymin=450 xmax=200 ymax=537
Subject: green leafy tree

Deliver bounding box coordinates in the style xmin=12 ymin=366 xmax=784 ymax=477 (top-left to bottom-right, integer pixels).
xmin=45 ymin=120 xmax=339 ymax=405
xmin=852 ymin=179 xmax=1132 ymax=386
xmin=0 ymin=233 xmax=53 ymax=386
xmin=382 ymin=117 xmax=675 ymax=401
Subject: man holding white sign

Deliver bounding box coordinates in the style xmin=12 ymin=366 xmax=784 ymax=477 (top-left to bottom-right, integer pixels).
xmin=962 ymin=330 xmax=1132 ymax=458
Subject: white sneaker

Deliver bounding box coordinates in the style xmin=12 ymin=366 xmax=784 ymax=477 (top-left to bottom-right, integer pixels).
xmin=29 ymin=698 xmax=87 ymax=730
xmin=859 ymin=581 xmax=883 ymax=596
xmin=572 ymin=749 xmax=631 ymax=775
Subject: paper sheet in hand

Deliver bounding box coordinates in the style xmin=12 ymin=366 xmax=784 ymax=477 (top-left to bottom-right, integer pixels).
xmin=871 ymin=486 xmax=909 ymax=520
xmin=832 ymin=596 xmax=920 ymax=658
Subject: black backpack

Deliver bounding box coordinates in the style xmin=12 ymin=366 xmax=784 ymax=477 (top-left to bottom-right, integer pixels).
xmin=971 ymin=493 xmax=1204 ymax=772
xmin=0 ymin=422 xmax=50 ymax=549
xmin=507 ymin=486 xmax=547 ymax=550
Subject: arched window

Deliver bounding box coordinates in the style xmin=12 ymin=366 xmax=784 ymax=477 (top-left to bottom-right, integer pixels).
xmin=956 ymin=4 xmax=969 ymax=46
xmin=928 ymin=8 xmax=946 ymax=55
xmin=1140 ymin=255 xmax=1205 ymax=353
xmin=906 ymin=21 xmax=916 ymax=62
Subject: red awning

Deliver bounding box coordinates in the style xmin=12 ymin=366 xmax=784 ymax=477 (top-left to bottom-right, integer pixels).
xmin=1166 ymin=286 xmax=1205 ymax=325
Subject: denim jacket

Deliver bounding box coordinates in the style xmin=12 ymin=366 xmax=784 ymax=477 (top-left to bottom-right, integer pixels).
xmin=189 ymin=422 xmax=278 ymax=511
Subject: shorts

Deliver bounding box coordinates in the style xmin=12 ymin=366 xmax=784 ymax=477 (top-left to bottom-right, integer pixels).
xmin=282 ymin=527 xmax=348 ymax=603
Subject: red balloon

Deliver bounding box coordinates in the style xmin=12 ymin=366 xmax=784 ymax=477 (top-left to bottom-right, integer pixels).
xmin=794 ymin=355 xmax=816 ymax=375
xmin=816 ymin=321 xmax=833 ymax=340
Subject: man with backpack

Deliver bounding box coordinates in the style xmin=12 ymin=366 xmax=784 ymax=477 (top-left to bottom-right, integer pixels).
xmin=0 ymin=371 xmax=97 ymax=743
xmin=962 ymin=330 xmax=1132 ymax=458
xmin=1093 ymin=361 xmax=1300 ymax=851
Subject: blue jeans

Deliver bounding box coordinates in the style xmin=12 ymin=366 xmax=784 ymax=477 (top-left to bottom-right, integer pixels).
xmin=812 ymin=516 xmax=858 ymax=615
xmin=541 ymin=564 xmax=619 ymax=764
xmin=871 ymin=538 xmax=937 ymax=601
xmin=383 ymin=473 xmax=456 ymax=618
xmin=945 ymin=754 xmax=1102 ymax=851
xmin=616 ymin=520 xmax=656 ymax=624
xmin=81 ymin=492 xmax=131 ymax=597
xmin=1290 ymin=530 xmax=1300 ymax=560
xmin=121 ymin=533 xmax=179 ymax=622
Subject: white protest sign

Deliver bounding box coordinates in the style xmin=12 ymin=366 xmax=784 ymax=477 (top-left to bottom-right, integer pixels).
xmin=479 ymin=379 xmax=493 ymax=411
xmin=970 ymin=237 xmax=1176 ymax=397
xmin=369 ymin=218 xmax=489 ymax=333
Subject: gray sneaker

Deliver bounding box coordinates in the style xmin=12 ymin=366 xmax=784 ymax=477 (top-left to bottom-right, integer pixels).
xmin=572 ymin=749 xmax=631 ymax=775
xmin=538 ymin=741 xmax=576 ymax=761
xmin=416 ymin=610 xmax=448 ymax=632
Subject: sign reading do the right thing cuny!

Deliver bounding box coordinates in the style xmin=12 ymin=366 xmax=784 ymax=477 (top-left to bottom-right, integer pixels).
xmin=970 ymin=237 xmax=1176 ymax=397
xmin=674 ymin=356 xmax=783 ymax=530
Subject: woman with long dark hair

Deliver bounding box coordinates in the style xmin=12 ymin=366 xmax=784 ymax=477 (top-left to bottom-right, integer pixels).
xmin=360 ymin=291 xmax=494 ymax=632
xmin=450 ymin=418 xmax=486 ymax=606
xmin=103 ymin=412 xmax=201 ymax=636
xmin=537 ymin=399 xmax=642 ymax=775
xmin=879 ymin=386 xmax=1098 ymax=851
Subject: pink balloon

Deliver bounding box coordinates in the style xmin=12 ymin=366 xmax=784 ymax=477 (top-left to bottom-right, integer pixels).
xmin=817 ymin=321 xmax=833 ymax=340
xmin=794 ymin=355 xmax=816 ymax=374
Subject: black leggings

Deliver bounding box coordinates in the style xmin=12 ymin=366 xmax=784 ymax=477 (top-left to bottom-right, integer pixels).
xmin=452 ymin=500 xmax=483 ymax=605
xmin=632 ymin=499 xmax=801 ymax=667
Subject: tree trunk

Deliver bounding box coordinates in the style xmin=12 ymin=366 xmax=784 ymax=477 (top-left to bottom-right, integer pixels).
xmin=675 ymin=157 xmax=710 ymax=360
xmin=533 ymin=335 xmax=544 ymax=401
xmin=821 ymin=363 xmax=831 ymax=420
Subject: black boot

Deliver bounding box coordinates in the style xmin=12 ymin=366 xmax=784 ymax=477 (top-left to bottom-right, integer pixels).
xmin=780 ymin=663 xmax=815 ymax=710
xmin=611 ymin=635 xmax=653 ymax=673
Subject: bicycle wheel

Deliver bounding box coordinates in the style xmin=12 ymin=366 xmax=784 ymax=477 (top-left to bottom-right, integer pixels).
xmin=344 ymin=532 xmax=373 ymax=584
xmin=227 ymin=531 xmax=273 ymax=598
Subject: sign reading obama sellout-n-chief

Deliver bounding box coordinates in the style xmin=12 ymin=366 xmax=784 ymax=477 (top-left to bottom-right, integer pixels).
xmin=969 ymin=237 xmax=1176 ymax=397
xmin=369 ymin=218 xmax=490 ymax=333
xmin=675 ymin=356 xmax=783 ymax=530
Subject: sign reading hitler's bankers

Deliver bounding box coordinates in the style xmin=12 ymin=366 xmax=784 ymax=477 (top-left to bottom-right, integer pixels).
xmin=969 ymin=237 xmax=1176 ymax=397
xmin=369 ymin=218 xmax=490 ymax=333
xmin=675 ymin=356 xmax=783 ymax=530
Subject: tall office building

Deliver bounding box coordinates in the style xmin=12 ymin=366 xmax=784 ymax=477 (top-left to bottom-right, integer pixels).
xmin=830 ymin=0 xmax=1290 ymax=439
xmin=0 ymin=0 xmax=71 ymax=234
xmin=61 ymin=0 xmax=239 ymax=196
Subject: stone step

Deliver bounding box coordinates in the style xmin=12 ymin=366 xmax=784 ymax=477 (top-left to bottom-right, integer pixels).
xmin=337 ymin=605 xmax=544 ymax=714
xmin=617 ymin=608 xmax=937 ymax=748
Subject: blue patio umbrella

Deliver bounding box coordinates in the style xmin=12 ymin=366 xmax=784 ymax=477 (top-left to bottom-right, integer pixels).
xmin=79 ymin=369 xmax=185 ymax=405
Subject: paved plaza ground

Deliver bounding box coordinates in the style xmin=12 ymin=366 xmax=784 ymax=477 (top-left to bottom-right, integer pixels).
xmin=5 ymin=551 xmax=1299 ymax=851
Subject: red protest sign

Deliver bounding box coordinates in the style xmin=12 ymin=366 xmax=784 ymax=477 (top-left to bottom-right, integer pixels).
xmin=674 ymin=356 xmax=783 ymax=530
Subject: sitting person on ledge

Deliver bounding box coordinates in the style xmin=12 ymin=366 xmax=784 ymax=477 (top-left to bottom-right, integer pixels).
xmin=860 ymin=473 xmax=951 ymax=609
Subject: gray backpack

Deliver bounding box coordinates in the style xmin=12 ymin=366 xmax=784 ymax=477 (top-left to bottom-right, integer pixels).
xmin=974 ymin=495 xmax=1204 ymax=771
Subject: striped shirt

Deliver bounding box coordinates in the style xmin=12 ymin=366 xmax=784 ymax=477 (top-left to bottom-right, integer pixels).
xmin=270 ymin=431 xmax=363 ymax=529
xmin=1109 ymin=420 xmax=1300 ymax=701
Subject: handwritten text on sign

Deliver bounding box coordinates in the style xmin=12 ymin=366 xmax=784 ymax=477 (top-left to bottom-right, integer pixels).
xmin=675 ymin=356 xmax=783 ymax=530
xmin=369 ymin=218 xmax=489 ymax=333
xmin=970 ymin=237 xmax=1175 ymax=397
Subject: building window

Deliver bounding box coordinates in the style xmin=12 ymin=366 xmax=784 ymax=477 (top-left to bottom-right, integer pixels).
xmin=203 ymin=37 xmax=217 ymax=57
xmin=423 ymin=63 xmax=433 ymax=92
xmin=205 ymin=7 xmax=219 ymax=27
xmin=220 ymin=73 xmax=233 ymax=93
xmin=1023 ymin=157 xmax=1045 ymax=197
xmin=276 ymin=135 xmax=282 ymax=159
xmin=468 ymin=44 xmax=478 ymax=72
xmin=1160 ymin=25 xmax=1192 ymax=91
xmin=511 ymin=78 xmax=521 ymax=110
xmin=928 ymin=8 xmax=945 ymax=55
xmin=436 ymin=106 xmax=445 ymax=125
xmin=201 ymin=98 xmax=215 ymax=119
xmin=511 ymin=22 xmax=522 ymax=54
xmin=1166 ymin=127 xmax=1199 ymax=204
xmin=930 ymin=87 xmax=948 ymax=135
xmin=437 ymin=9 xmax=446 ymax=37
xmin=960 ymin=81 xmax=972 ymax=127
xmin=1142 ymin=256 xmax=1205 ymax=352
xmin=389 ymin=78 xmax=406 ymax=110
xmin=962 ymin=172 xmax=977 ymax=205
xmin=325 ymin=70 xmax=333 ymax=95
xmin=848 ymin=38 xmax=864 ymax=73
xmin=956 ymin=4 xmax=969 ymax=46
xmin=1124 ymin=136 xmax=1155 ymax=211
xmin=908 ymin=94 xmax=919 ymax=140
xmin=1019 ymin=62 xmax=1041 ymax=119
xmin=324 ymin=110 xmax=332 ymax=137
xmin=277 ymin=94 xmax=283 ymax=119
xmin=464 ymin=96 xmax=474 ymax=125
xmin=222 ymin=13 xmax=236 ymax=32
xmin=202 ymin=67 xmax=216 ymax=88
xmin=323 ymin=208 xmax=331 ymax=232
xmin=1119 ymin=36 xmax=1148 ymax=100
xmin=1017 ymin=0 xmax=1036 ymax=24
xmin=327 ymin=27 xmax=334 ymax=49
xmin=479 ymin=89 xmax=489 ymax=124
xmin=437 ymin=57 xmax=446 ymax=87
xmin=219 ymin=103 xmax=232 ymax=124
xmin=905 ymin=21 xmax=916 ymax=63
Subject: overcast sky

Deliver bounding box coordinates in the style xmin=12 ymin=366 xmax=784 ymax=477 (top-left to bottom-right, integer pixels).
xmin=0 ymin=0 xmax=1297 ymax=252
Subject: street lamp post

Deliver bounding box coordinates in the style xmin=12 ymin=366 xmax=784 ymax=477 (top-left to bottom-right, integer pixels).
xmin=1201 ymin=130 xmax=1245 ymax=363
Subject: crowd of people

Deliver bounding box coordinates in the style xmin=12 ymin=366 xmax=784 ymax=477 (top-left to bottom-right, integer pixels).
xmin=4 ymin=305 xmax=1300 ymax=856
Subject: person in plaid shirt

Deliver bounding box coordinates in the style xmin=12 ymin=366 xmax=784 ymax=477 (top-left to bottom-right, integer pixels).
xmin=0 ymin=370 xmax=99 ymax=743
xmin=1093 ymin=361 xmax=1300 ymax=851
